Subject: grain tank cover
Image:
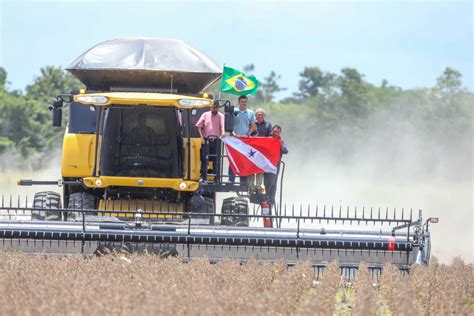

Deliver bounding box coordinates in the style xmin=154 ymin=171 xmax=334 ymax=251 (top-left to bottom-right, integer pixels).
xmin=67 ymin=38 xmax=222 ymax=93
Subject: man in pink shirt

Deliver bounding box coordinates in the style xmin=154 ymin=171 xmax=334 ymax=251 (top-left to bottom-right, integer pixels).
xmin=195 ymin=102 xmax=225 ymax=183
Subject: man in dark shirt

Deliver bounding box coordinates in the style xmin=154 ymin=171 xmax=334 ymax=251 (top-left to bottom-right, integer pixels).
xmin=264 ymin=125 xmax=288 ymax=208
xmin=249 ymin=108 xmax=272 ymax=191
xmin=253 ymin=108 xmax=272 ymax=137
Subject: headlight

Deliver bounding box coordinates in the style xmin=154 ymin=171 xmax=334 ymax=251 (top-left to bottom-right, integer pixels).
xmin=75 ymin=95 xmax=109 ymax=104
xmin=179 ymin=99 xmax=211 ymax=107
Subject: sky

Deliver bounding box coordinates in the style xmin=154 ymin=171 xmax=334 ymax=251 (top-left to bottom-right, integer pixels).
xmin=0 ymin=0 xmax=472 ymax=99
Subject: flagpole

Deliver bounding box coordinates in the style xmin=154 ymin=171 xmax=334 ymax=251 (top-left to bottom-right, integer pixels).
xmin=218 ymin=63 xmax=225 ymax=100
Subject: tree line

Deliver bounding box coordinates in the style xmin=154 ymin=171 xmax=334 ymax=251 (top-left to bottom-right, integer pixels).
xmin=0 ymin=65 xmax=472 ymax=171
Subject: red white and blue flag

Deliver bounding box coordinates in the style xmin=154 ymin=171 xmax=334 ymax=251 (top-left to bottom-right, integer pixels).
xmin=223 ymin=136 xmax=281 ymax=176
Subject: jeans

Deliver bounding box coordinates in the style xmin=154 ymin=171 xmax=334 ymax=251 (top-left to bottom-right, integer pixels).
xmin=227 ymin=167 xmax=249 ymax=185
xmin=200 ymin=139 xmax=220 ymax=181
xmin=264 ymin=173 xmax=278 ymax=205
xmin=228 ymin=166 xmax=235 ymax=183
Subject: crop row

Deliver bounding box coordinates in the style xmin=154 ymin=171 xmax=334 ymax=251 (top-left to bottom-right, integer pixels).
xmin=0 ymin=253 xmax=472 ymax=315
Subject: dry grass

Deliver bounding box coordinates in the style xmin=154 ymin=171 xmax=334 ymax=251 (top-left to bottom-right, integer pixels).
xmin=0 ymin=253 xmax=472 ymax=315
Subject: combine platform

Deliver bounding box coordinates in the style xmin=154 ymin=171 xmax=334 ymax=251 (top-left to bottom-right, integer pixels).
xmin=0 ymin=195 xmax=438 ymax=277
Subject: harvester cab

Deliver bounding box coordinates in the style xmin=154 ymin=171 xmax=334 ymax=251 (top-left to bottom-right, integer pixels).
xmin=0 ymin=38 xmax=438 ymax=277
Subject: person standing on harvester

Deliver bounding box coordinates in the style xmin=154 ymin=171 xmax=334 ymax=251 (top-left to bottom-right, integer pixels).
xmin=248 ymin=108 xmax=272 ymax=191
xmin=264 ymin=125 xmax=288 ymax=208
xmin=228 ymin=95 xmax=256 ymax=184
xmin=196 ymin=102 xmax=225 ymax=184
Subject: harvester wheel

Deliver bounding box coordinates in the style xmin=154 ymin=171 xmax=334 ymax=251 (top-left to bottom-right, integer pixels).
xmin=221 ymin=197 xmax=249 ymax=227
xmin=185 ymin=194 xmax=215 ymax=225
xmin=67 ymin=192 xmax=98 ymax=220
xmin=203 ymin=196 xmax=215 ymax=225
xmin=32 ymin=191 xmax=62 ymax=220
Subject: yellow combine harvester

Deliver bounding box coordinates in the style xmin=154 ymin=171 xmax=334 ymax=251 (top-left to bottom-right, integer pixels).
xmin=0 ymin=38 xmax=438 ymax=277
xmin=19 ymin=38 xmax=246 ymax=224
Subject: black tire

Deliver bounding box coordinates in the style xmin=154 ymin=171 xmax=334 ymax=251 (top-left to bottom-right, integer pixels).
xmin=202 ymin=196 xmax=215 ymax=225
xmin=67 ymin=192 xmax=98 ymax=220
xmin=221 ymin=197 xmax=249 ymax=227
xmin=185 ymin=194 xmax=215 ymax=225
xmin=32 ymin=191 xmax=62 ymax=220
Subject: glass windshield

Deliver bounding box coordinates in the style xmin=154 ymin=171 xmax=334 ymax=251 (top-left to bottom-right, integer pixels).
xmin=69 ymin=102 xmax=100 ymax=134
xmin=99 ymin=105 xmax=182 ymax=178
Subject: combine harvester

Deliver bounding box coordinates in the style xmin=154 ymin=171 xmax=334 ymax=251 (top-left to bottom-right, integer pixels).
xmin=0 ymin=38 xmax=438 ymax=277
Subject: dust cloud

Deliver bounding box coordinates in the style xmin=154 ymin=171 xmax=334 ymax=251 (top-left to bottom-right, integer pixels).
xmin=0 ymin=150 xmax=62 ymax=198
xmin=276 ymin=106 xmax=473 ymax=263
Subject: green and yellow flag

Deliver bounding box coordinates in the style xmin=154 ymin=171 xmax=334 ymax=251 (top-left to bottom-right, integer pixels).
xmin=220 ymin=66 xmax=259 ymax=96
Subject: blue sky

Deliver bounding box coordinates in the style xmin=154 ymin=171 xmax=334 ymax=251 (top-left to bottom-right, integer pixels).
xmin=1 ymin=0 xmax=472 ymax=99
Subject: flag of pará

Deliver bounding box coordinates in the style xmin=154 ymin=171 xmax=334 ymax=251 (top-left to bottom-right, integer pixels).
xmin=220 ymin=66 xmax=259 ymax=96
xmin=223 ymin=136 xmax=281 ymax=176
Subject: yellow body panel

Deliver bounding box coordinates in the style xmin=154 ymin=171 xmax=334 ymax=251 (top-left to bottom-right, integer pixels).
xmin=98 ymin=199 xmax=183 ymax=219
xmin=184 ymin=138 xmax=203 ymax=181
xmin=83 ymin=176 xmax=199 ymax=191
xmin=61 ymin=132 xmax=96 ymax=177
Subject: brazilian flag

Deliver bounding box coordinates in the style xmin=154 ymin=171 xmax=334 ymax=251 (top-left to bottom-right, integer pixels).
xmin=220 ymin=66 xmax=259 ymax=96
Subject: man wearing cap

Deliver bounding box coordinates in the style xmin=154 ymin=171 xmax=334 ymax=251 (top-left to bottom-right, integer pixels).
xmin=196 ymin=102 xmax=225 ymax=184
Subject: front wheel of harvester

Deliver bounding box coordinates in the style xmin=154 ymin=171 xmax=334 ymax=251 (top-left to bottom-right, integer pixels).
xmin=67 ymin=192 xmax=98 ymax=220
xmin=221 ymin=197 xmax=249 ymax=227
xmin=186 ymin=194 xmax=215 ymax=225
xmin=32 ymin=191 xmax=62 ymax=220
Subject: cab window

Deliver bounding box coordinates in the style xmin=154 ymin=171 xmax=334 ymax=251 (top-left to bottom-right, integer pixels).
xmin=68 ymin=102 xmax=100 ymax=134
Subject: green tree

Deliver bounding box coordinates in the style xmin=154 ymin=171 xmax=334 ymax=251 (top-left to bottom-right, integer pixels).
xmin=0 ymin=90 xmax=51 ymax=156
xmin=0 ymin=67 xmax=7 ymax=91
xmin=336 ymin=67 xmax=370 ymax=116
xmin=260 ymin=70 xmax=286 ymax=103
xmin=297 ymin=67 xmax=335 ymax=98
xmin=26 ymin=66 xmax=82 ymax=103
xmin=436 ymin=67 xmax=462 ymax=96
xmin=242 ymin=64 xmax=255 ymax=74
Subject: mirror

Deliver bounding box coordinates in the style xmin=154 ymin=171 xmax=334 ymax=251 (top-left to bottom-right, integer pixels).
xmin=58 ymin=94 xmax=73 ymax=103
xmin=52 ymin=108 xmax=62 ymax=127
xmin=224 ymin=103 xmax=234 ymax=113
xmin=224 ymin=113 xmax=234 ymax=132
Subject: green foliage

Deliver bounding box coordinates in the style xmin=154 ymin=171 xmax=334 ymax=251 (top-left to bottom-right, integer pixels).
xmin=259 ymin=71 xmax=286 ymax=103
xmin=0 ymin=66 xmax=83 ymax=158
xmin=296 ymin=66 xmax=335 ymax=98
xmin=436 ymin=67 xmax=462 ymax=96
xmin=26 ymin=66 xmax=83 ymax=103
xmin=0 ymin=67 xmax=7 ymax=90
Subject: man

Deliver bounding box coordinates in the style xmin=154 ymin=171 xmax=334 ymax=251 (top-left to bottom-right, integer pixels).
xmin=196 ymin=102 xmax=225 ymax=183
xmin=249 ymin=108 xmax=272 ymax=191
xmin=264 ymin=125 xmax=288 ymax=208
xmin=228 ymin=95 xmax=256 ymax=184
xmin=252 ymin=108 xmax=272 ymax=137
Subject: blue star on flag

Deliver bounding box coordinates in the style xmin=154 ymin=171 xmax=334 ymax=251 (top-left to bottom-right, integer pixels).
xmin=247 ymin=149 xmax=256 ymax=158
